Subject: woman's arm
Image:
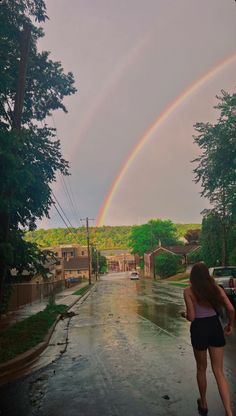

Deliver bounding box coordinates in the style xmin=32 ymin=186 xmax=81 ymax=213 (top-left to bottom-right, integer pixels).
xmin=218 ymin=287 xmax=235 ymax=335
xmin=183 ymin=288 xmax=195 ymax=322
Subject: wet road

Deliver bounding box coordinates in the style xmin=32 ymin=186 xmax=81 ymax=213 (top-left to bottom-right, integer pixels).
xmin=0 ymin=273 xmax=236 ymax=416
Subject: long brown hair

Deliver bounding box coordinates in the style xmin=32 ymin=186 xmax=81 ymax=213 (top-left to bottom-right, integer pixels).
xmin=190 ymin=262 xmax=224 ymax=310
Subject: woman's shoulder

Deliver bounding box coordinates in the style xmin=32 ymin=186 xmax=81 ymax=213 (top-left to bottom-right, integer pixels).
xmin=184 ymin=286 xmax=192 ymax=295
xmin=184 ymin=286 xmax=196 ymax=300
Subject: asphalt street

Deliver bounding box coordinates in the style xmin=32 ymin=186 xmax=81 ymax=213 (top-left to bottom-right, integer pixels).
xmin=0 ymin=273 xmax=235 ymax=416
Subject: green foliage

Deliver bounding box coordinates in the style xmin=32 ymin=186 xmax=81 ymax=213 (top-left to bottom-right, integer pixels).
xmin=91 ymin=246 xmax=107 ymax=274
xmin=0 ymin=0 xmax=76 ymax=297
xmin=200 ymin=209 xmax=236 ymax=268
xmin=175 ymin=224 xmax=201 ymax=238
xmin=229 ymin=246 xmax=236 ymax=265
xmin=184 ymin=229 xmax=201 ymax=244
xmin=73 ymin=284 xmax=90 ymax=296
xmin=129 ymin=219 xmax=179 ymax=256
xmin=26 ymin=226 xmax=133 ymax=249
xmin=25 ymin=223 xmax=201 ymax=252
xmin=0 ymin=284 xmax=13 ymax=314
xmin=0 ymin=303 xmax=67 ymax=364
xmin=47 ymin=292 xmax=56 ymax=308
xmin=192 ymin=91 xmax=236 ymax=265
xmin=200 ymin=213 xmax=225 ymax=267
xmin=154 ymin=253 xmax=181 ymax=278
xmin=193 ymin=91 xmax=236 ymax=215
xmin=187 ymin=248 xmax=203 ymax=264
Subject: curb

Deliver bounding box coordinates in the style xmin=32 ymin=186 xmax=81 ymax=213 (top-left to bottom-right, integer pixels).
xmin=0 ymin=283 xmax=96 ymax=386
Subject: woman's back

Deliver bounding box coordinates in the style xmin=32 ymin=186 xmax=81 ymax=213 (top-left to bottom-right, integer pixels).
xmin=194 ymin=301 xmax=216 ymax=318
xmin=189 ymin=288 xmax=217 ymax=318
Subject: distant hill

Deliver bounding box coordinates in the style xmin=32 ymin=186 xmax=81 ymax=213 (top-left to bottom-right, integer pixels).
xmin=25 ymin=224 xmax=201 ymax=250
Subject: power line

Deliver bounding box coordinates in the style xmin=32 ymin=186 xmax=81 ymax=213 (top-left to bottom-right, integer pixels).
xmin=60 ymin=174 xmax=82 ymax=226
xmin=52 ymin=191 xmax=75 ymax=230
xmin=51 ymin=114 xmax=84 ymax=227
xmin=67 ymin=176 xmax=83 ymax=225
xmin=53 ymin=202 xmax=72 ymax=231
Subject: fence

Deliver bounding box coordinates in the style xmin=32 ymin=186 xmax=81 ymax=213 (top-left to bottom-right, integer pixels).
xmin=7 ymin=280 xmax=65 ymax=312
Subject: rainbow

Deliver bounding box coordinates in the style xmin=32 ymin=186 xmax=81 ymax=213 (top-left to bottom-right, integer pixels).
xmin=72 ymin=33 xmax=151 ymax=147
xmin=97 ymin=52 xmax=236 ymax=226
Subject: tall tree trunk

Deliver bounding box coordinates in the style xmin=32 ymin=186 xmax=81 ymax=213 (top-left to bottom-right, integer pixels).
xmin=221 ymin=222 xmax=227 ymax=266
xmin=0 ymin=213 xmax=10 ymax=313
xmin=221 ymin=190 xmax=228 ymax=267
xmin=0 ymin=24 xmax=31 ymax=315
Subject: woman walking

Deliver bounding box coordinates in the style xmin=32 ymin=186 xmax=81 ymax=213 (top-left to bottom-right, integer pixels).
xmin=182 ymin=262 xmax=235 ymax=416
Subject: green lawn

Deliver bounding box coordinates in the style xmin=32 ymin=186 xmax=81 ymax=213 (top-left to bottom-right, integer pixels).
xmin=0 ymin=304 xmax=67 ymax=364
xmin=168 ymin=281 xmax=189 ymax=287
xmin=73 ymin=284 xmax=91 ymax=296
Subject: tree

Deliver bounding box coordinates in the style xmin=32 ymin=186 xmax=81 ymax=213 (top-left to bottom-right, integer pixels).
xmin=91 ymin=247 xmax=107 ymax=274
xmin=187 ymin=248 xmax=203 ymax=264
xmin=0 ymin=0 xmax=76 ymax=307
xmin=192 ymin=91 xmax=236 ymax=265
xmin=154 ymin=253 xmax=181 ymax=278
xmin=129 ymin=219 xmax=179 ymax=257
xmin=200 ymin=211 xmax=236 ymax=268
xmin=200 ymin=213 xmax=224 ymax=267
xmin=184 ymin=229 xmax=201 ymax=244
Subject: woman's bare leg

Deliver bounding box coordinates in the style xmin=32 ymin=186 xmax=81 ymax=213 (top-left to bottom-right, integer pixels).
xmin=209 ymin=346 xmax=233 ymax=416
xmin=193 ymin=349 xmax=208 ymax=409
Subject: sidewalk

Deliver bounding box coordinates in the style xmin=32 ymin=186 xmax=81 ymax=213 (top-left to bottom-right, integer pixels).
xmin=0 ymin=281 xmax=96 ymax=386
xmin=0 ymin=281 xmax=90 ymax=331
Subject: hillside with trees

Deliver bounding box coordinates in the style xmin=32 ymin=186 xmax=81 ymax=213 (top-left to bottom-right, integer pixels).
xmin=25 ymin=223 xmax=201 ymax=250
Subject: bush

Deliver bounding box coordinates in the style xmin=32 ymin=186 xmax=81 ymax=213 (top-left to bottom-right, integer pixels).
xmin=154 ymin=253 xmax=181 ymax=278
xmin=229 ymin=247 xmax=236 ymax=265
xmin=187 ymin=248 xmax=203 ymax=264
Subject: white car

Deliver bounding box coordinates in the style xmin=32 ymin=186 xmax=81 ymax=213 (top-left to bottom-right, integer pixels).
xmin=130 ymin=271 xmax=139 ymax=280
xmin=209 ymin=266 xmax=236 ymax=306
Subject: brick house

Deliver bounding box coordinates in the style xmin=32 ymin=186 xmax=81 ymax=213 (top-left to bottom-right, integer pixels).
xmin=64 ymin=257 xmax=89 ymax=281
xmin=144 ymin=243 xmax=201 ymax=278
xmin=47 ymin=244 xmax=88 ymax=260
xmin=103 ymin=250 xmax=138 ymax=273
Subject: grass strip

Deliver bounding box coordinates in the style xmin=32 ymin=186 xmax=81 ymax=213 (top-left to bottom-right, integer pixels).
xmin=0 ymin=304 xmax=67 ymax=364
xmin=168 ymin=282 xmax=189 ymax=287
xmin=166 ymin=272 xmax=189 ymax=281
xmin=73 ymin=284 xmax=91 ymax=296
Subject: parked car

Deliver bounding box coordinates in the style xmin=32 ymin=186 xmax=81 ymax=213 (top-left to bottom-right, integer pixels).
xmin=209 ymin=266 xmax=236 ymax=306
xmin=130 ymin=271 xmax=139 ymax=280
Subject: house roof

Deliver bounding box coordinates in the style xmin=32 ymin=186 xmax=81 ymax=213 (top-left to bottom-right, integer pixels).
xmin=145 ymin=244 xmax=200 ymax=256
xmin=64 ymin=257 xmax=89 ymax=270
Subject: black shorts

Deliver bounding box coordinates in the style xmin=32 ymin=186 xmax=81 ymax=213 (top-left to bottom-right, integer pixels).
xmin=190 ymin=315 xmax=226 ymax=351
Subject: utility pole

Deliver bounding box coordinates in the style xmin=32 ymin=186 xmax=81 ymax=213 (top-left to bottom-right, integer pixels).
xmin=96 ymin=248 xmax=99 ymax=281
xmin=81 ymin=217 xmax=94 ymax=285
xmin=86 ymin=217 xmax=92 ymax=285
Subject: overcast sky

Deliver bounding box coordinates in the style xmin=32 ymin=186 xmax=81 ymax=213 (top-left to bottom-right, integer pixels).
xmin=38 ymin=0 xmax=236 ymax=228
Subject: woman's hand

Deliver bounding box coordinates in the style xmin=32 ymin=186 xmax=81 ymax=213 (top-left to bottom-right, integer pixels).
xmin=224 ymin=323 xmax=233 ymax=336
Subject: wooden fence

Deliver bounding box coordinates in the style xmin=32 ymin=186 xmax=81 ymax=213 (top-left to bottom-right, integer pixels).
xmin=7 ymin=280 xmax=65 ymax=312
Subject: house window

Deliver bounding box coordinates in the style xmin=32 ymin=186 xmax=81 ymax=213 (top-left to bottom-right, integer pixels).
xmin=81 ymin=251 xmax=84 ymax=255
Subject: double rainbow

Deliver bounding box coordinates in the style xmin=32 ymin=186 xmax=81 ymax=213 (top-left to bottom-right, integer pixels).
xmin=97 ymin=52 xmax=236 ymax=226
